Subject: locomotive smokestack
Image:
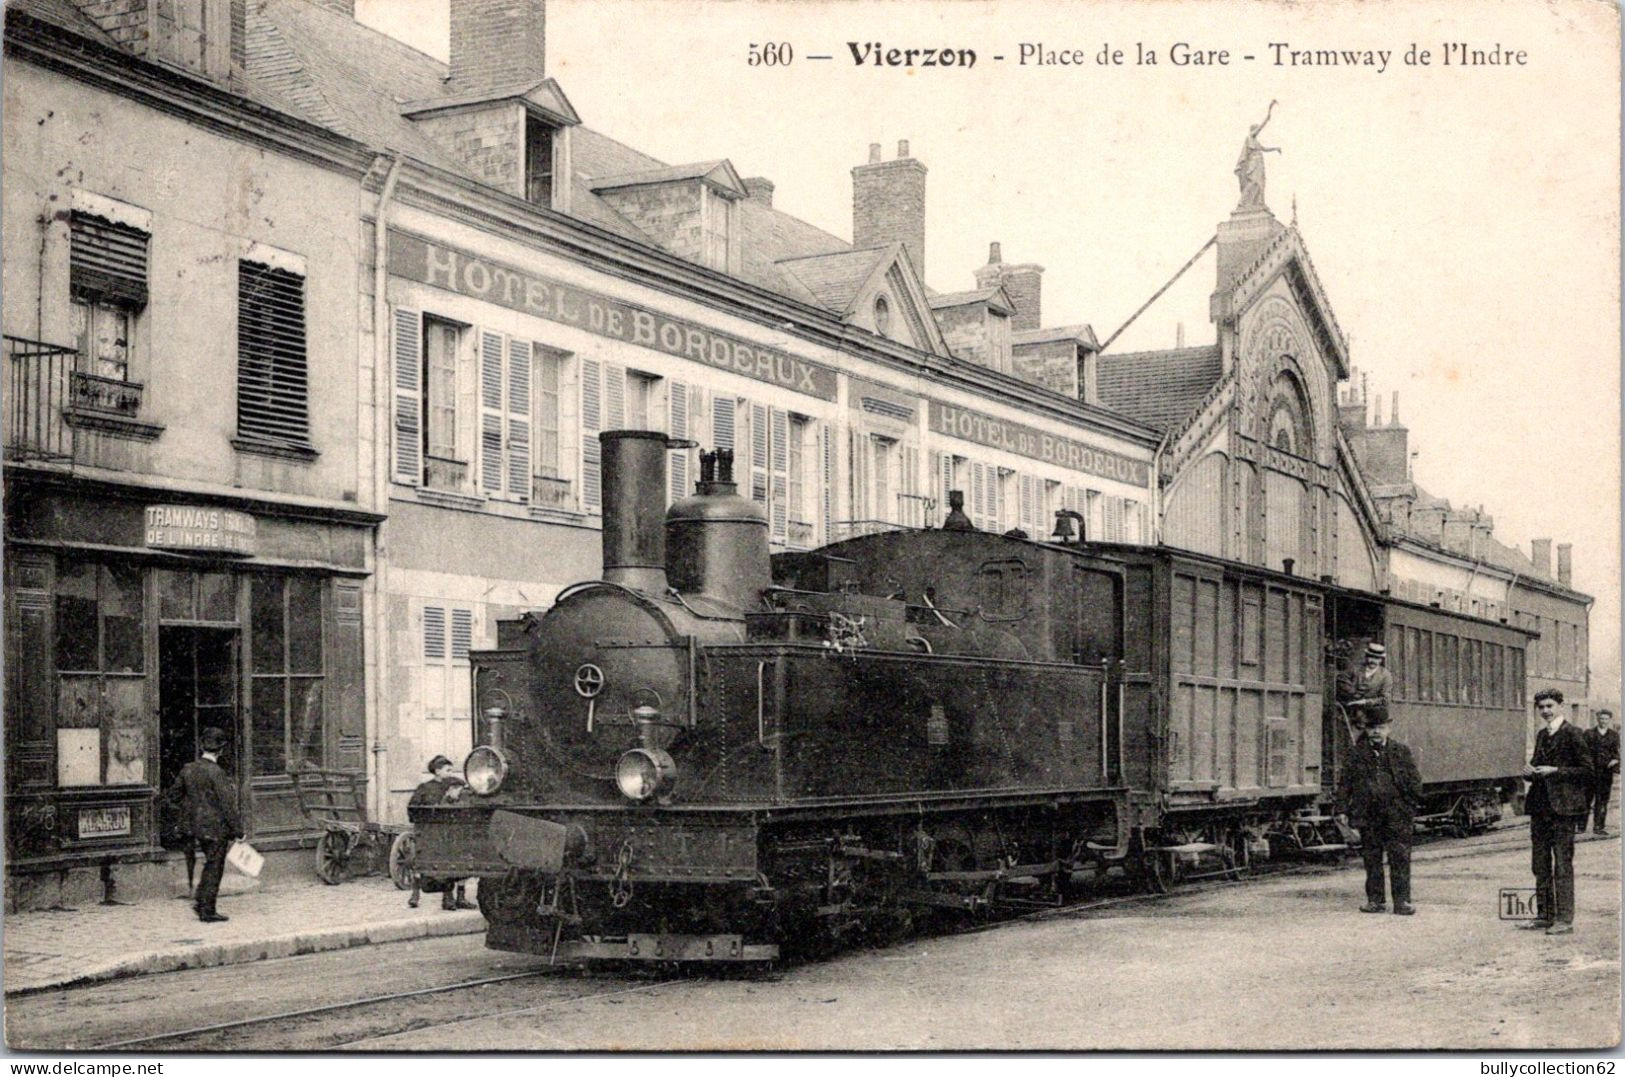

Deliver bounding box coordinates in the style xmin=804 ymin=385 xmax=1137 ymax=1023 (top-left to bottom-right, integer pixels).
xmin=600 ymin=430 xmax=674 ymax=593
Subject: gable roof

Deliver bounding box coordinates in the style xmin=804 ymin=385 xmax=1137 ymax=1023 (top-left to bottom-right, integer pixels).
xmin=1224 ymin=223 xmax=1350 ymax=377
xmin=591 ymin=159 xmax=745 ymax=197
xmin=1015 ymin=324 xmax=1099 ymax=349
xmin=777 ymin=247 xmax=891 ymax=312
xmin=9 ymin=0 xmax=119 ymax=46
xmin=1097 ymin=345 xmax=1224 ymax=433
xmin=929 ymin=287 xmax=1014 ymax=315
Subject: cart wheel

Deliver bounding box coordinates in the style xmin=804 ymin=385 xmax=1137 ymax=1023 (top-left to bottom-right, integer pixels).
xmin=315 ymin=830 xmax=349 ymax=885
xmin=388 ymin=832 xmax=417 ymax=891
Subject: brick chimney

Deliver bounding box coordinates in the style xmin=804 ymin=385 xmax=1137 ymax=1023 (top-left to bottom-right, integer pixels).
xmin=450 ymin=0 xmax=547 ymax=97
xmin=853 ymin=140 xmax=927 ymax=281
xmin=742 ymin=177 xmax=775 ymax=207
xmin=973 ymin=242 xmax=1044 ymax=332
xmin=1531 ymin=538 xmax=1552 ymax=576
xmin=1557 ymin=543 xmax=1573 ymax=586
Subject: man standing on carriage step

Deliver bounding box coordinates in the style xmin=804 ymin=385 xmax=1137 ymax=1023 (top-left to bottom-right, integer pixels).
xmin=179 ymin=726 xmax=242 ymax=923
xmin=1341 ymin=641 xmax=1392 ymax=734
xmin=1584 ymin=709 xmax=1618 ymax=837
xmin=1523 ymin=688 xmax=1595 ymax=934
xmin=1337 ymin=713 xmax=1423 ymax=915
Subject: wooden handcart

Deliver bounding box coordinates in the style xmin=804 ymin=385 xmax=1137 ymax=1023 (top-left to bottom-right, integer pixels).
xmin=288 ymin=768 xmax=416 ymax=888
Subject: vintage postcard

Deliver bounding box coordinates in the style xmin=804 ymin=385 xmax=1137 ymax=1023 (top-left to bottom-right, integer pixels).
xmin=2 ymin=0 xmax=1618 ymax=1057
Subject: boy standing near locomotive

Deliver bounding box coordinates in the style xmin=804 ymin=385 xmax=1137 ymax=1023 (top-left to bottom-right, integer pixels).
xmin=1522 ymin=689 xmax=1594 ymax=934
xmin=408 ymin=755 xmax=477 ymax=911
xmin=1336 ymin=714 xmax=1422 ymax=915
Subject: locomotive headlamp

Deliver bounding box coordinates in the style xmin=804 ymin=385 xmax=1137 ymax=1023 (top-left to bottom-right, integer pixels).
xmin=464 ymin=745 xmax=510 ymax=795
xmin=615 ymin=748 xmax=677 ymax=802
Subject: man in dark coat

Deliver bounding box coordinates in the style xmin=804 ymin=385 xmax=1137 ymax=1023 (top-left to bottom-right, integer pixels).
xmin=178 ymin=726 xmax=242 ymax=923
xmin=407 ymin=755 xmax=476 ymax=911
xmin=1584 ymin=709 xmax=1619 ymax=837
xmin=1337 ymin=713 xmax=1423 ymax=915
xmin=1522 ymin=688 xmax=1595 ymax=934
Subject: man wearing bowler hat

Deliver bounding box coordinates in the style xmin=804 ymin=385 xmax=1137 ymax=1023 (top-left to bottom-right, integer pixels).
xmin=180 ymin=727 xmax=242 ymax=923
xmin=1337 ymin=712 xmax=1423 ymax=914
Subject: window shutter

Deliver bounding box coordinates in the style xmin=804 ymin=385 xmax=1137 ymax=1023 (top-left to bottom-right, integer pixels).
xmin=506 ymin=339 xmax=531 ymax=500
xmin=668 ymin=381 xmax=690 ymax=503
xmin=70 ymin=213 xmax=149 ymax=306
xmin=711 ymin=394 xmax=735 ymax=452
xmin=237 ymin=262 xmax=310 ymax=446
xmin=971 ymin=462 xmax=986 ymax=529
xmin=423 ymin=606 xmax=446 ymax=660
xmin=848 ymin=427 xmax=867 ymax=528
xmin=902 ymin=445 xmax=920 ymax=526
xmin=1019 ymin=475 xmax=1035 ymax=534
xmin=392 ymin=307 xmax=422 ymax=485
xmin=821 ymin=423 xmax=834 ymax=543
xmin=928 ymin=452 xmax=943 ymax=526
xmin=750 ymin=401 xmax=769 ymax=506
xmin=450 ymin=609 xmax=473 ymax=661
xmin=479 ymin=330 xmax=505 ymax=495
xmin=770 ymin=407 xmax=789 ymax=542
xmin=605 ymin=363 xmax=626 ymax=429
xmin=581 ymin=357 xmax=602 ymax=512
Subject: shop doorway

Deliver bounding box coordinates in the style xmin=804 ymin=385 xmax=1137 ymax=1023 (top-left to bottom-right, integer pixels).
xmin=158 ymin=627 xmax=240 ymax=790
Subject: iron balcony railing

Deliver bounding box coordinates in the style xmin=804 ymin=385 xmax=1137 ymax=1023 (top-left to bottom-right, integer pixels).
xmin=5 ymin=336 xmax=79 ymax=461
xmin=6 ymin=336 xmax=150 ymax=462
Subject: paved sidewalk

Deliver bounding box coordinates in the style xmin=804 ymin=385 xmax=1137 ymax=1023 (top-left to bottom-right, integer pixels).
xmin=2 ymin=874 xmax=483 ymax=996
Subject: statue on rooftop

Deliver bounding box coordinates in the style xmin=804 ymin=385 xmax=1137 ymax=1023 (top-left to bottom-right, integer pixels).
xmin=1235 ymin=100 xmax=1282 ymax=211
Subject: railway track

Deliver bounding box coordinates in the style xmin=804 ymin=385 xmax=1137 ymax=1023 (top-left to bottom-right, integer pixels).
xmin=91 ymin=820 xmax=1541 ymax=1051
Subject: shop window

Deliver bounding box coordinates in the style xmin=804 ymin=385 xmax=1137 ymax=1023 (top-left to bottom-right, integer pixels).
xmin=250 ymin=576 xmax=325 ymax=776
xmin=237 ymin=261 xmax=311 ymax=450
xmin=52 ymin=560 xmax=146 ymax=787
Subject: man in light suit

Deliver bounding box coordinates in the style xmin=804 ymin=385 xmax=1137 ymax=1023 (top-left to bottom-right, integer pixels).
xmin=1522 ymin=689 xmax=1594 ymax=935
xmin=179 ymin=726 xmax=243 ymax=923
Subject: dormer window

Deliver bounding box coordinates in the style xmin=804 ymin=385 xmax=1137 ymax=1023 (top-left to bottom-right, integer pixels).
xmin=526 ymin=117 xmax=556 ymax=206
xmin=701 ymin=186 xmax=731 ymax=271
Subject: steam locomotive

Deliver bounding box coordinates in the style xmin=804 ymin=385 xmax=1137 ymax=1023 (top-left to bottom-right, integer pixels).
xmin=410 ymin=431 xmax=1531 ymax=963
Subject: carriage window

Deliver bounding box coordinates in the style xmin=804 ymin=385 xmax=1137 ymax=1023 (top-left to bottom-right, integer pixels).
xmin=1387 ymin=627 xmax=1405 ymax=701
xmin=1418 ymin=632 xmax=1433 ymax=702
xmin=1405 ymin=627 xmax=1422 ymax=700
xmin=1440 ymin=635 xmax=1458 ymax=703
xmin=1488 ymin=644 xmax=1504 ymax=707
xmin=1511 ymin=648 xmax=1525 ymax=705
xmin=975 ymin=558 xmax=1029 ymax=622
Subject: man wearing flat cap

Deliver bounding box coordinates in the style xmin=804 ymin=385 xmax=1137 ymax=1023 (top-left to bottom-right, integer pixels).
xmin=407 ymin=755 xmax=476 ymax=911
xmin=1341 ymin=641 xmax=1392 ymax=735
xmin=1337 ymin=713 xmax=1423 ymax=914
xmin=179 ymin=726 xmax=242 ymax=923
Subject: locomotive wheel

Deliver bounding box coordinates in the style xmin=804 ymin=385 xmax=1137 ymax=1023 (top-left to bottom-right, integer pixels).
xmin=315 ymin=830 xmax=349 ymax=885
xmin=388 ymin=832 xmax=417 ymax=891
xmin=1133 ymin=832 xmax=1169 ymax=895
